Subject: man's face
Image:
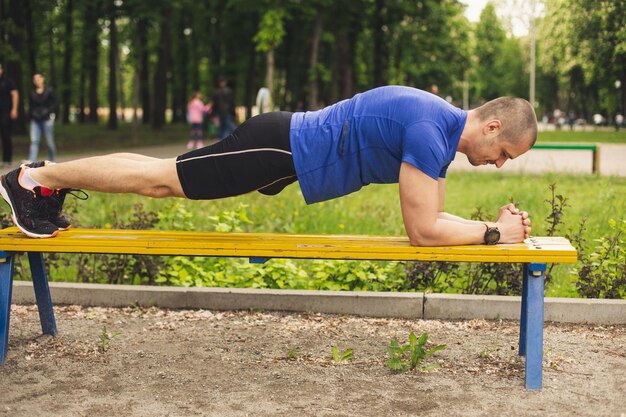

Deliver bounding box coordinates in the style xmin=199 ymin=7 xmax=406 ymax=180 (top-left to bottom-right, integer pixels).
xmin=466 ymin=134 xmax=531 ymax=168
xmin=0 ymin=66 xmax=3 ymax=77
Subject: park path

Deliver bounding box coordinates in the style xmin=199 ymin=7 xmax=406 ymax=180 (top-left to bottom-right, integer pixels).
xmin=2 ymin=141 xmax=625 ymax=177
xmin=449 ymin=143 xmax=626 ymax=177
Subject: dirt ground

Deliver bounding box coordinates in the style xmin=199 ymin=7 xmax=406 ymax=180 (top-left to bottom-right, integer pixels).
xmin=1 ymin=305 xmax=624 ymax=417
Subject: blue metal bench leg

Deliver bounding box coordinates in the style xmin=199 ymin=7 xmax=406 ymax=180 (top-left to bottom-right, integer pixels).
xmin=0 ymin=254 xmax=15 ymax=364
xmin=522 ymin=262 xmax=546 ymax=390
xmin=519 ymin=263 xmax=529 ymax=356
xmin=28 ymin=252 xmax=57 ymax=336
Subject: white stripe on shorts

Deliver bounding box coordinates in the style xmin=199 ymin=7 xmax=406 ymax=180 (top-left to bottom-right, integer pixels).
xmin=255 ymin=175 xmax=297 ymax=192
xmin=177 ymin=147 xmax=292 ymax=164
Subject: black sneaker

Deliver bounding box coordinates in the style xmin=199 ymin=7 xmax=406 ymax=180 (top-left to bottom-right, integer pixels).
xmin=0 ymin=166 xmax=59 ymax=238
xmin=24 ymin=161 xmax=87 ymax=230
xmin=47 ymin=188 xmax=83 ymax=230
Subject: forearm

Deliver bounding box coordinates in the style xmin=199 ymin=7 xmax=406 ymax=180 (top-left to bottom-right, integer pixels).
xmin=11 ymin=92 xmax=18 ymax=113
xmin=437 ymin=212 xmax=495 ymax=226
xmin=407 ymin=218 xmax=487 ymax=246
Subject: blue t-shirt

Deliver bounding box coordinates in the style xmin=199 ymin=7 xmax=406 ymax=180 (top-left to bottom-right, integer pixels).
xmin=289 ymin=86 xmax=467 ymax=204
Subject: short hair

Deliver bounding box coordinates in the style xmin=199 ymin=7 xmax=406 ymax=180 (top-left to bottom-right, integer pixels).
xmin=474 ymin=97 xmax=538 ymax=147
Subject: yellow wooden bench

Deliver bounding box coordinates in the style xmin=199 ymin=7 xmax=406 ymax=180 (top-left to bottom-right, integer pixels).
xmin=0 ymin=227 xmax=577 ymax=390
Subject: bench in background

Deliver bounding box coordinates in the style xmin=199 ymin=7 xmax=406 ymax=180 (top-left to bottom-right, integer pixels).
xmin=533 ymin=143 xmax=600 ymax=174
xmin=0 ymin=227 xmax=577 ymax=390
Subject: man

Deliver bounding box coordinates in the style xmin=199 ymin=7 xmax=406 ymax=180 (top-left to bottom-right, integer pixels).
xmin=28 ymin=73 xmax=58 ymax=162
xmin=212 ymin=76 xmax=236 ymax=139
xmin=0 ymin=86 xmax=534 ymax=245
xmin=0 ymin=63 xmax=19 ymax=166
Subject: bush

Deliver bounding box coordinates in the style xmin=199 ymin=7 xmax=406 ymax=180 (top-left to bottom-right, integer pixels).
xmin=572 ymin=219 xmax=625 ymax=299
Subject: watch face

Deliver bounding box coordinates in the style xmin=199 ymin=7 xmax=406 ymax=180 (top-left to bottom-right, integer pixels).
xmin=485 ymin=228 xmax=501 ymax=245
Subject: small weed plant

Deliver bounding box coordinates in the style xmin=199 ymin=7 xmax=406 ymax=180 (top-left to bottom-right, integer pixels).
xmin=386 ymin=332 xmax=445 ymax=373
xmin=287 ymin=347 xmax=299 ymax=360
xmin=99 ymin=326 xmax=122 ymax=353
xmin=331 ymin=345 xmax=353 ymax=363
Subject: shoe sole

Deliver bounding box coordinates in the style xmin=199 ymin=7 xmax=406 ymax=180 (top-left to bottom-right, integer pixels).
xmin=0 ymin=175 xmax=59 ymax=238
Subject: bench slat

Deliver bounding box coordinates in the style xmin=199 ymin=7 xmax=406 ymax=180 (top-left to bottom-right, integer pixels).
xmin=533 ymin=143 xmax=597 ymax=151
xmin=0 ymin=227 xmax=577 ymax=263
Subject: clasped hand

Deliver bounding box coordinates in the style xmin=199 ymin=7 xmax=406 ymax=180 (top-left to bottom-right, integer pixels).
xmin=495 ymin=203 xmax=531 ymax=243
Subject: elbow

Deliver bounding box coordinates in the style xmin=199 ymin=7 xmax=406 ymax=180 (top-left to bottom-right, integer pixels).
xmin=407 ymin=228 xmax=438 ymax=247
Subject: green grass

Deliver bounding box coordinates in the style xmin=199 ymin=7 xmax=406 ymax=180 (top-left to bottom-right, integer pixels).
xmin=538 ymin=129 xmax=626 ymax=144
xmin=63 ymin=171 xmax=625 ymax=298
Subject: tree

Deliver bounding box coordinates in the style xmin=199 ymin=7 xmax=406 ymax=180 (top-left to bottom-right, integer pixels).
xmin=6 ymin=0 xmax=26 ymax=134
xmin=152 ymin=4 xmax=172 ymax=129
xmin=82 ymin=0 xmax=101 ymax=123
xmin=61 ymin=0 xmax=73 ymax=124
xmin=254 ymin=7 xmax=286 ymax=106
xmin=107 ymin=0 xmax=118 ymax=129
xmin=472 ymin=3 xmax=507 ymax=102
xmin=539 ymin=0 xmax=626 ymax=118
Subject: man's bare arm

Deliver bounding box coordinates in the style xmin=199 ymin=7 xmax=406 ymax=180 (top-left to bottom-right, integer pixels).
xmin=10 ymin=90 xmax=18 ymax=119
xmin=437 ymin=178 xmax=531 ymax=235
xmin=399 ymin=163 xmax=527 ymax=246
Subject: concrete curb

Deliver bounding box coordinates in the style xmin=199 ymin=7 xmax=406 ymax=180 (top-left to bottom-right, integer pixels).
xmin=11 ymin=281 xmax=424 ymax=319
xmin=423 ymin=293 xmax=626 ymax=325
xmin=11 ymin=281 xmax=626 ymax=324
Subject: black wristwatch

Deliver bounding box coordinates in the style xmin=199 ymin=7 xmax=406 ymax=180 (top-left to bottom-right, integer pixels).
xmin=483 ymin=224 xmax=501 ymax=245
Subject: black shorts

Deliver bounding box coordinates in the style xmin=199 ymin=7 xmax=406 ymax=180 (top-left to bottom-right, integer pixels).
xmin=176 ymin=111 xmax=297 ymax=200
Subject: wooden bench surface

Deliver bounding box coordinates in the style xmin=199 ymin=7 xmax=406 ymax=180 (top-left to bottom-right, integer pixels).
xmin=0 ymin=227 xmax=577 ymax=263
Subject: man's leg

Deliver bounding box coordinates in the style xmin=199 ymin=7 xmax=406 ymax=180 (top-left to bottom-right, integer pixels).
xmin=29 ymin=153 xmax=185 ymax=198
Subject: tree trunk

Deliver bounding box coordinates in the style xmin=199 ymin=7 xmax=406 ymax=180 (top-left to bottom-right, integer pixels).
xmin=179 ymin=17 xmax=188 ymax=124
xmin=7 ymin=0 xmax=26 ymax=134
xmin=245 ymin=33 xmax=257 ymax=119
xmin=190 ymin=27 xmax=200 ymax=91
xmin=107 ymin=0 xmax=118 ymax=129
xmin=86 ymin=1 xmax=100 ymax=123
xmin=61 ymin=0 xmax=73 ymax=124
xmin=266 ymin=48 xmax=275 ymax=101
xmin=170 ymin=13 xmax=184 ymax=124
xmin=137 ymin=18 xmax=150 ymax=124
xmin=131 ymin=30 xmax=140 ymax=144
xmin=210 ymin=1 xmax=224 ymax=86
xmin=117 ymin=46 xmax=125 ymax=122
xmin=0 ymin=1 xmax=4 ymax=48
xmin=308 ymin=10 xmax=323 ymax=110
xmin=373 ymin=0 xmax=388 ymax=87
xmin=78 ymin=2 xmax=88 ymax=124
xmin=620 ymin=55 xmax=626 ymax=116
xmin=25 ymin=0 xmax=37 ymax=75
xmin=78 ymin=58 xmax=86 ymax=123
xmin=336 ymin=31 xmax=353 ymax=100
xmin=48 ymin=28 xmax=57 ymax=88
xmin=152 ymin=6 xmax=172 ymax=129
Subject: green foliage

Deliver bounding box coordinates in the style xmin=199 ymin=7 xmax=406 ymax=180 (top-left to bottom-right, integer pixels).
xmin=253 ymin=8 xmax=286 ymax=52
xmin=539 ymin=0 xmax=626 ymax=116
xmin=331 ymin=346 xmax=353 ymax=363
xmin=472 ymin=3 xmax=509 ymax=102
xmin=4 ymin=172 xmax=624 ymax=299
xmin=572 ymin=219 xmax=625 ymax=299
xmin=538 ymin=130 xmax=626 ymax=144
xmin=386 ymin=332 xmax=445 ymax=373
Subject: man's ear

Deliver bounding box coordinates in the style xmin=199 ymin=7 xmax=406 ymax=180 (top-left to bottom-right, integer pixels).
xmin=482 ymin=119 xmax=503 ymax=136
